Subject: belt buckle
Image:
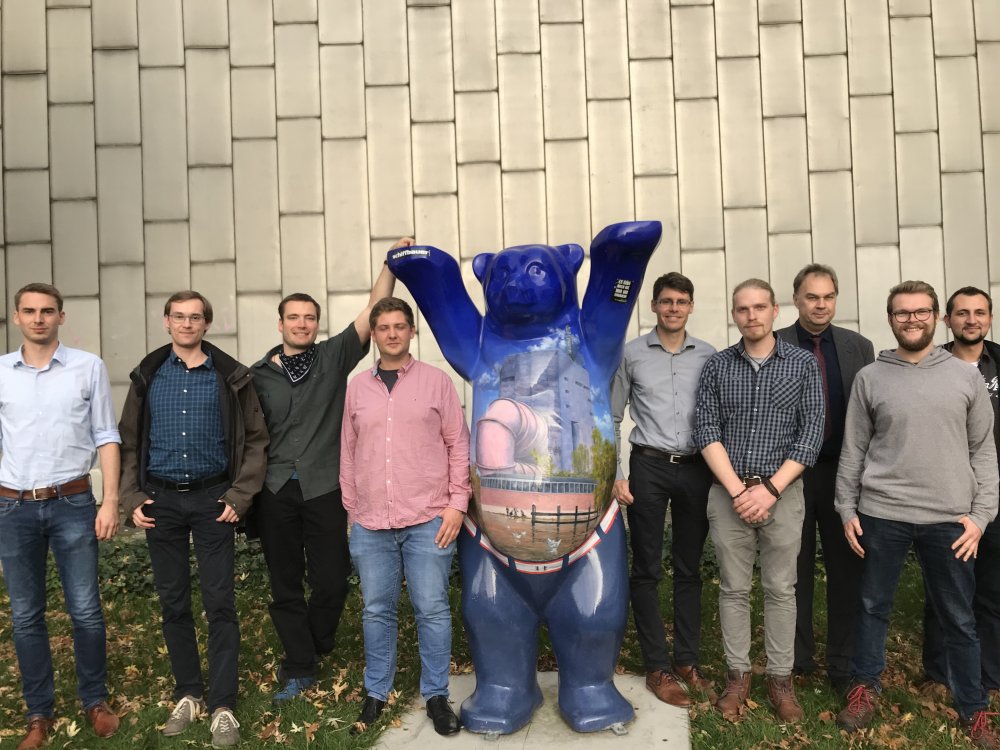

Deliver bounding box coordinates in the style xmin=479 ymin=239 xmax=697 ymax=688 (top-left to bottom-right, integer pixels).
xmin=175 ymin=482 xmax=192 ymax=493
xmin=31 ymin=487 xmax=40 ymax=501
xmin=668 ymin=453 xmax=681 ymax=464
xmin=742 ymin=474 xmax=762 ymax=486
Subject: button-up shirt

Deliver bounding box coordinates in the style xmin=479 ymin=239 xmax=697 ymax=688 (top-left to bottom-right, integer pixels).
xmin=793 ymin=320 xmax=846 ymax=458
xmin=694 ymin=335 xmax=824 ymax=477
xmin=0 ymin=343 xmax=120 ymax=489
xmin=341 ymin=357 xmax=471 ymax=530
xmin=611 ymin=330 xmax=716 ymax=480
xmin=147 ymin=352 xmax=227 ymax=482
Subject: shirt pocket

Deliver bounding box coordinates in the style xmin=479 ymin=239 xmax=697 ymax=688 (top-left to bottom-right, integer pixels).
xmin=769 ymin=376 xmax=801 ymax=411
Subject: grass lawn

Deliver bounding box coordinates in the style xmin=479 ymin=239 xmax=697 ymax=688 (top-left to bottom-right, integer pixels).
xmin=0 ymin=531 xmax=985 ymax=749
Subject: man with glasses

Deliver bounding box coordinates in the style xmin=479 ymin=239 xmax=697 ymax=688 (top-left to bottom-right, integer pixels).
xmin=611 ymin=272 xmax=716 ymax=706
xmin=694 ymin=279 xmax=824 ymax=723
xmin=120 ymin=291 xmax=268 ymax=747
xmin=922 ymin=287 xmax=1000 ymax=701
xmin=834 ymin=281 xmax=999 ymax=748
xmin=776 ymin=265 xmax=874 ymax=692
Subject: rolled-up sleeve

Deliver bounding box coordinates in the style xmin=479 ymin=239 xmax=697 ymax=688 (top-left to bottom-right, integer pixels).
xmin=694 ymin=356 xmax=723 ymax=450
xmin=90 ymin=359 xmax=121 ymax=447
xmin=788 ymin=355 xmax=823 ymax=468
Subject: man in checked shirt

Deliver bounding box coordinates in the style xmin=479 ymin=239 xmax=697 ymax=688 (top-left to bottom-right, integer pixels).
xmin=694 ymin=278 xmax=824 ymax=724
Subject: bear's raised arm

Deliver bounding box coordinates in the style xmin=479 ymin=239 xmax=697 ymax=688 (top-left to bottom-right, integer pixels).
xmin=580 ymin=221 xmax=662 ymax=377
xmin=387 ymin=244 xmax=483 ymax=381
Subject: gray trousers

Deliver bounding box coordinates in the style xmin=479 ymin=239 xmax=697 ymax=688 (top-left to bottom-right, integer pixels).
xmin=707 ymin=480 xmax=805 ymax=676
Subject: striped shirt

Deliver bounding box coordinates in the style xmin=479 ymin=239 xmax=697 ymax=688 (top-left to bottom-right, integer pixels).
xmin=694 ymin=335 xmax=824 ymax=477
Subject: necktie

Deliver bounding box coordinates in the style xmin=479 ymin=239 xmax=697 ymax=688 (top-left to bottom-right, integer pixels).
xmin=811 ymin=335 xmax=832 ymax=442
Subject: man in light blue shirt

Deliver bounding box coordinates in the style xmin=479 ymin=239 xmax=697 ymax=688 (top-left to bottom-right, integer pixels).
xmin=0 ymin=283 xmax=122 ymax=750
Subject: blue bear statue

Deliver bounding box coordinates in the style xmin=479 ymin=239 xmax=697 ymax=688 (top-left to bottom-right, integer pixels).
xmin=387 ymin=221 xmax=661 ymax=734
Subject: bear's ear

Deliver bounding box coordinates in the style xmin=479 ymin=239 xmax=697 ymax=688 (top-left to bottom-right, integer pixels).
xmin=472 ymin=253 xmax=494 ymax=282
xmin=556 ymin=244 xmax=585 ymax=273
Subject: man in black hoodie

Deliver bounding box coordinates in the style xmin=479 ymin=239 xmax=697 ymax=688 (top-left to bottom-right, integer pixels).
xmin=119 ymin=290 xmax=268 ymax=748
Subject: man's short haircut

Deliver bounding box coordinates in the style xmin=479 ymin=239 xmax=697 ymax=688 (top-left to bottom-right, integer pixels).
xmin=369 ymin=297 xmax=415 ymax=330
xmin=164 ymin=290 xmax=214 ymax=323
xmin=278 ymin=293 xmax=322 ymax=321
xmin=792 ymin=264 xmax=839 ymax=296
xmin=945 ymin=286 xmax=993 ymax=316
xmin=886 ymin=280 xmax=939 ymax=315
xmin=652 ymin=272 xmax=695 ymax=302
xmin=732 ymin=278 xmax=776 ymax=307
xmin=14 ymin=283 xmax=64 ymax=312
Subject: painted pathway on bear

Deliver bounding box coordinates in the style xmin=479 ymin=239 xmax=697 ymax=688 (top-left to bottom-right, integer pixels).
xmin=375 ymin=673 xmax=690 ymax=749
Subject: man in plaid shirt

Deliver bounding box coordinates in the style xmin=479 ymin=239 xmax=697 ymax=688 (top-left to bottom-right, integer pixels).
xmin=694 ymin=278 xmax=824 ymax=724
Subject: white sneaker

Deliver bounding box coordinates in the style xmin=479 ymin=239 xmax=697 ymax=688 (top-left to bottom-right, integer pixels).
xmin=210 ymin=708 xmax=241 ymax=747
xmin=162 ymin=695 xmax=205 ymax=736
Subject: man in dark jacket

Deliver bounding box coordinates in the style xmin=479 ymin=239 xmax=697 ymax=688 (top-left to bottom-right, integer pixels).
xmin=776 ymin=264 xmax=875 ymax=692
xmin=923 ymin=286 xmax=1000 ymax=697
xmin=119 ymin=291 xmax=267 ymax=748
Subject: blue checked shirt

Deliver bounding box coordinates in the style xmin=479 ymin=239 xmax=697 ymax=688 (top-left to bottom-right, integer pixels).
xmin=694 ymin=336 xmax=825 ymax=477
xmin=147 ymin=352 xmax=227 ymax=482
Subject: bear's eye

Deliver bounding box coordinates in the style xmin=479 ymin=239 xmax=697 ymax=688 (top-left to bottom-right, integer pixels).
xmin=526 ymin=261 xmax=546 ymax=281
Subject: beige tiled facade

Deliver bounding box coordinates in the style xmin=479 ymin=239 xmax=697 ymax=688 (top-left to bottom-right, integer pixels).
xmin=0 ymin=0 xmax=997 ymax=409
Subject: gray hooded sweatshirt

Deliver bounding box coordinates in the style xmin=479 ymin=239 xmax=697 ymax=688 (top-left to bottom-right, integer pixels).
xmin=835 ymin=347 xmax=999 ymax=531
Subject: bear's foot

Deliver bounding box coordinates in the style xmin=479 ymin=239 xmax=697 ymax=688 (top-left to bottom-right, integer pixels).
xmin=460 ymin=681 xmax=544 ymax=735
xmin=558 ymin=681 xmax=635 ymax=733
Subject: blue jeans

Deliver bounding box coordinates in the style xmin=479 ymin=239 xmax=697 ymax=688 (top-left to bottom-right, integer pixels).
xmin=349 ymin=517 xmax=455 ymax=701
xmin=852 ymin=513 xmax=986 ymax=719
xmin=0 ymin=493 xmax=107 ymax=717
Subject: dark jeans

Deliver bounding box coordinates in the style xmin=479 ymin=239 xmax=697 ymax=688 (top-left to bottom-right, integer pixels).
xmin=145 ymin=481 xmax=239 ymax=713
xmin=794 ymin=457 xmax=863 ymax=680
xmin=257 ymin=481 xmax=350 ymax=679
xmin=626 ymin=451 xmax=712 ymax=671
xmin=852 ymin=513 xmax=986 ymax=720
xmin=923 ymin=519 xmax=1000 ymax=691
xmin=0 ymin=492 xmax=107 ymax=718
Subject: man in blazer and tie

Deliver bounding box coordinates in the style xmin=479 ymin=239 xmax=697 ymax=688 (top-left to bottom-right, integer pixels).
xmin=776 ymin=264 xmax=875 ymax=693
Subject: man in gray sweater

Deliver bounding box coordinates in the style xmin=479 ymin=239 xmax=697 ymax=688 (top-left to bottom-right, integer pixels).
xmin=834 ymin=280 xmax=999 ymax=748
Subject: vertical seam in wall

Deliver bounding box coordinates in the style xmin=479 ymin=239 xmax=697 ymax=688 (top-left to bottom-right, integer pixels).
xmin=885 ymin=1 xmax=905 ymax=292
xmin=844 ymin=0 xmax=862 ymax=321
xmin=756 ymin=3 xmax=773 ymax=303
xmin=929 ymin=0 xmax=947 ymax=294
xmin=796 ymin=0 xmax=814 ymax=270
xmin=226 ymin=0 xmax=242 ymax=347
xmin=45 ymin=7 xmax=55 ymax=288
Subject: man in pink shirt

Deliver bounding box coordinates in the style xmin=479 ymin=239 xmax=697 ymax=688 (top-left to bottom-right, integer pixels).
xmin=340 ymin=297 xmax=471 ymax=737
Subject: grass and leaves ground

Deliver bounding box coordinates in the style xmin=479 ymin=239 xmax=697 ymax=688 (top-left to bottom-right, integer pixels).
xmin=0 ymin=531 xmax=987 ymax=749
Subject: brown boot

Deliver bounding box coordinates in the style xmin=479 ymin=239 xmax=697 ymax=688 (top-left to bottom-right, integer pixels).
xmin=960 ymin=710 xmax=1000 ymax=749
xmin=714 ymin=670 xmax=751 ymax=721
xmin=17 ymin=717 xmax=54 ymax=750
xmin=645 ymin=670 xmax=691 ymax=707
xmin=836 ymin=682 xmax=878 ymax=732
xmin=86 ymin=701 xmax=120 ymax=738
xmin=766 ymin=675 xmax=804 ymax=723
xmin=674 ymin=664 xmax=718 ymax=703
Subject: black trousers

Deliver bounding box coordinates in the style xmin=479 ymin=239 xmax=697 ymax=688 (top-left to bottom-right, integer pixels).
xmin=257 ymin=481 xmax=350 ymax=679
xmin=145 ymin=480 xmax=239 ymax=712
xmin=794 ymin=456 xmax=863 ymax=681
xmin=626 ymin=451 xmax=713 ymax=671
xmin=923 ymin=519 xmax=1000 ymax=691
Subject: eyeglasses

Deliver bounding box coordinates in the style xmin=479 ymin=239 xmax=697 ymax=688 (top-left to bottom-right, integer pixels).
xmin=169 ymin=313 xmax=206 ymax=324
xmin=891 ymin=308 xmax=934 ymax=323
xmin=655 ymin=299 xmax=692 ymax=308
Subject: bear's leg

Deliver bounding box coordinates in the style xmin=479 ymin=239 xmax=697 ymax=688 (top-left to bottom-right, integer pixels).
xmin=544 ymin=516 xmax=634 ymax=732
xmin=458 ymin=532 xmax=543 ymax=735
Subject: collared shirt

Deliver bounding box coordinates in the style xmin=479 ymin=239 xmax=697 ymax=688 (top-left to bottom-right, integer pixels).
xmin=252 ymin=323 xmax=368 ymax=500
xmin=341 ymin=357 xmax=471 ymax=530
xmin=0 ymin=343 xmax=120 ymax=489
xmin=611 ymin=330 xmax=716 ymax=480
xmin=793 ymin=320 xmax=846 ymax=458
xmin=147 ymin=351 xmax=226 ymax=482
xmin=694 ymin=335 xmax=824 ymax=477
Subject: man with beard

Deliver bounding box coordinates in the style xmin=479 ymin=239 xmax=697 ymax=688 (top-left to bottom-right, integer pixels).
xmin=834 ymin=281 xmax=999 ymax=748
xmin=922 ymin=287 xmax=1000 ymax=699
xmin=776 ymin=265 xmax=874 ymax=692
xmin=249 ymin=241 xmax=404 ymax=702
xmin=695 ymin=279 xmax=824 ymax=723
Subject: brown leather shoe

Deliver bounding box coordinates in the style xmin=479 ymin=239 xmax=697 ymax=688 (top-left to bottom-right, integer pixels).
xmin=766 ymin=675 xmax=804 ymax=723
xmin=86 ymin=701 xmax=120 ymax=738
xmin=645 ymin=669 xmax=691 ymax=707
xmin=714 ymin=670 xmax=751 ymax=721
xmin=836 ymin=682 xmax=878 ymax=732
xmin=674 ymin=664 xmax=718 ymax=703
xmin=17 ymin=717 xmax=54 ymax=750
xmin=960 ymin=710 xmax=1000 ymax=749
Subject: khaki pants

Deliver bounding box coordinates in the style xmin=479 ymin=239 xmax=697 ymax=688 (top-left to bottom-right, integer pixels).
xmin=707 ymin=480 xmax=805 ymax=676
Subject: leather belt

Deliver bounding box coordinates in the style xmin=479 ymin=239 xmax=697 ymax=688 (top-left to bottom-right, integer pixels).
xmin=632 ymin=445 xmax=702 ymax=464
xmin=146 ymin=471 xmax=229 ymax=492
xmin=713 ymin=475 xmax=765 ymax=487
xmin=147 ymin=472 xmax=229 ymax=493
xmin=0 ymin=476 xmax=92 ymax=501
